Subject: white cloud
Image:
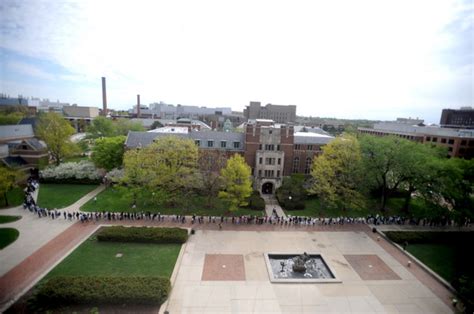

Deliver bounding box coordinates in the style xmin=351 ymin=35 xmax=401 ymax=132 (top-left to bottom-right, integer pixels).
xmin=0 ymin=0 xmax=472 ymax=123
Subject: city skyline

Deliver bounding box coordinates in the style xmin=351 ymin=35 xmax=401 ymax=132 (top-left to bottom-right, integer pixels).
xmin=1 ymin=0 xmax=472 ymax=124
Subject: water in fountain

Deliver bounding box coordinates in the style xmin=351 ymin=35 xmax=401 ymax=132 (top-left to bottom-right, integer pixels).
xmin=268 ymin=254 xmax=335 ymax=279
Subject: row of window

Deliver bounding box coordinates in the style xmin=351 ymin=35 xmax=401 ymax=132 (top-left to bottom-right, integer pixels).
xmin=258 ymin=157 xmax=282 ymax=165
xmin=426 ymin=137 xmax=474 ymax=147
xmin=195 ymin=140 xmax=240 ymax=149
xmin=259 ymin=144 xmax=280 ymax=151
xmin=293 ymin=157 xmax=312 ymax=174
xmin=257 ymin=169 xmax=281 ymax=178
xmin=294 ymin=144 xmax=317 ymax=151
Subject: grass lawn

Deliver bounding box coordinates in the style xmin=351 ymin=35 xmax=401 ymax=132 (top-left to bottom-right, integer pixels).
xmin=81 ymin=186 xmax=264 ymax=217
xmin=44 ymin=235 xmax=181 ymax=279
xmin=288 ymin=196 xmax=431 ymax=218
xmin=63 ymin=155 xmax=89 ymax=163
xmin=0 ymin=187 xmax=24 ymax=209
xmin=0 ymin=215 xmax=22 ymax=224
xmin=37 ymin=184 xmax=98 ymax=209
xmin=0 ymin=228 xmax=20 ymax=249
xmin=407 ymin=243 xmax=456 ymax=283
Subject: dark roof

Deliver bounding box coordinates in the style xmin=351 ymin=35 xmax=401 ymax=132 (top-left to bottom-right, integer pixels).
xmin=24 ymin=138 xmax=47 ymax=150
xmin=125 ymin=131 xmax=245 ymax=151
xmin=0 ymin=125 xmax=34 ymax=140
xmin=2 ymin=156 xmax=27 ymax=167
xmin=19 ymin=117 xmax=38 ymax=129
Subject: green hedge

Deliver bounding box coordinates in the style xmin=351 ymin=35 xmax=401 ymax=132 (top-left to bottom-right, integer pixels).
xmin=384 ymin=231 xmax=474 ymax=245
xmin=97 ymin=226 xmax=188 ymax=244
xmin=31 ymin=276 xmax=170 ymax=308
xmin=248 ymin=191 xmax=265 ymax=210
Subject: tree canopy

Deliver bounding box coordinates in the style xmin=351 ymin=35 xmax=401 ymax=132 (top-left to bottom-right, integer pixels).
xmin=36 ymin=112 xmax=77 ymax=165
xmin=91 ymin=136 xmax=126 ymax=171
xmin=86 ymin=117 xmax=145 ymax=139
xmin=309 ymin=134 xmax=365 ymax=211
xmin=0 ymin=166 xmax=21 ymax=207
xmin=122 ymin=136 xmax=198 ymax=204
xmin=218 ymin=154 xmax=252 ymax=210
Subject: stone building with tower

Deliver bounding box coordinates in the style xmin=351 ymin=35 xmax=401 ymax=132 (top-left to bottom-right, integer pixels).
xmin=243 ymin=101 xmax=297 ymax=123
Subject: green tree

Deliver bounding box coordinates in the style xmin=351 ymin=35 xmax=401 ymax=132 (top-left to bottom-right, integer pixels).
xmin=309 ymin=135 xmax=364 ymax=211
xmin=36 ymin=112 xmax=77 ymax=165
xmin=0 ymin=166 xmax=21 ymax=207
xmin=218 ymin=154 xmax=252 ymax=211
xmin=115 ymin=119 xmax=145 ymax=135
xmin=0 ymin=112 xmax=24 ymax=125
xmin=198 ymin=150 xmax=227 ymax=208
xmin=122 ymin=136 xmax=198 ymax=205
xmin=360 ymin=135 xmax=415 ymax=210
xmin=86 ymin=116 xmax=116 ymax=138
xmin=430 ymin=158 xmax=474 ymax=224
xmin=91 ymin=136 xmax=126 ymax=171
xmin=276 ymin=174 xmax=307 ymax=210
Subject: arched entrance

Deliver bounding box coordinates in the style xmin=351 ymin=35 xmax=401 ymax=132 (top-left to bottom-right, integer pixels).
xmin=262 ymin=182 xmax=274 ymax=194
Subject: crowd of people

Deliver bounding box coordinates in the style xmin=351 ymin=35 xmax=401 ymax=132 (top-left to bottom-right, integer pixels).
xmin=21 ymin=177 xmax=470 ymax=228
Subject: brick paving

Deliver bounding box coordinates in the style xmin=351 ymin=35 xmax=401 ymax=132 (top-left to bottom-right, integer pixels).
xmin=344 ymin=254 xmax=401 ymax=280
xmin=201 ymin=254 xmax=246 ymax=281
xmin=0 ymin=214 xmax=456 ymax=311
xmin=0 ymin=222 xmax=96 ymax=311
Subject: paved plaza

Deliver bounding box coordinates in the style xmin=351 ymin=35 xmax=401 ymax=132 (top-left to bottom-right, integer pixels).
xmin=0 ymin=184 xmax=457 ymax=313
xmin=163 ymin=230 xmax=452 ymax=313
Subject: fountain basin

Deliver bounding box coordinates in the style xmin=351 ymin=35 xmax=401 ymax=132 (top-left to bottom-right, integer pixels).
xmin=264 ymin=252 xmax=341 ymax=283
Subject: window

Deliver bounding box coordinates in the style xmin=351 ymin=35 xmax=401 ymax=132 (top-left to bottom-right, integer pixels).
xmin=259 ymin=144 xmax=262 ymax=150
xmin=308 ymin=145 xmax=312 ymax=150
xmin=269 ymin=130 xmax=272 ymax=134
xmin=441 ymin=138 xmax=446 ymax=144
xmin=448 ymin=147 xmax=453 ymax=152
xmin=220 ymin=141 xmax=227 ymax=148
xmin=265 ymin=158 xmax=275 ymax=165
xmin=448 ymin=139 xmax=454 ymax=145
xmin=304 ymin=157 xmax=312 ymax=174
xmin=292 ymin=157 xmax=300 ymax=173
xmin=295 ymin=144 xmax=301 ymax=150
xmin=265 ymin=144 xmax=274 ymax=151
xmin=259 ymin=157 xmax=263 ymax=164
xmin=233 ymin=141 xmax=240 ymax=149
xmin=426 ymin=137 xmax=431 ymax=141
xmin=195 ymin=140 xmax=200 ymax=146
xmin=461 ymin=140 xmax=467 ymax=146
xmin=258 ymin=170 xmax=262 ymax=177
xmin=207 ymin=140 xmax=214 ymax=147
xmin=432 ymin=137 xmax=437 ymax=142
xmin=469 ymin=141 xmax=474 ymax=147
xmin=277 ymin=145 xmax=280 ymax=150
xmin=459 ymin=148 xmax=465 ymax=153
xmin=278 ymin=158 xmax=281 ymax=165
xmin=277 ymin=170 xmax=280 ymax=177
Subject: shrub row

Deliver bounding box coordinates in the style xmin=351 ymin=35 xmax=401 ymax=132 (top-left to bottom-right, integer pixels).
xmin=97 ymin=226 xmax=188 ymax=244
xmin=248 ymin=191 xmax=265 ymax=210
xmin=384 ymin=231 xmax=474 ymax=245
xmin=40 ymin=161 xmax=102 ymax=184
xmin=30 ymin=276 xmax=170 ymax=308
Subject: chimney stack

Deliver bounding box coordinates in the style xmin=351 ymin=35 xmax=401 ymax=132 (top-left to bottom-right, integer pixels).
xmin=101 ymin=77 xmax=107 ymax=116
xmin=137 ymin=94 xmax=141 ymax=118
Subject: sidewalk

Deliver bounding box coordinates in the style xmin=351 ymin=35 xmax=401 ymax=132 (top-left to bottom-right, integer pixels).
xmin=262 ymin=195 xmax=286 ymax=218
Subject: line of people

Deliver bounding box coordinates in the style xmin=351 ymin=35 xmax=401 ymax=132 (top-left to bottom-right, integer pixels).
xmin=21 ymin=177 xmax=470 ymax=228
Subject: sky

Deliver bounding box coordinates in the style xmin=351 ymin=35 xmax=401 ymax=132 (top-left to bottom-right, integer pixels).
xmin=0 ymin=0 xmax=472 ymax=123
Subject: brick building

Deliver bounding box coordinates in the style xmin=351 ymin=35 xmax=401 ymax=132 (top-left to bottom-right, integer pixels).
xmin=243 ymin=101 xmax=296 ymax=123
xmin=358 ymin=121 xmax=474 ymax=159
xmin=440 ymin=107 xmax=474 ymax=129
xmin=125 ymin=120 xmax=334 ymax=194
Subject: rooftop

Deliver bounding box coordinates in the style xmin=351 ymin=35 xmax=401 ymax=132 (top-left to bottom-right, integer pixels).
xmin=0 ymin=125 xmax=34 ymax=141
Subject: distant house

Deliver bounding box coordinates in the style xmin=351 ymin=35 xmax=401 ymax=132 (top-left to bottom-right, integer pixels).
xmin=0 ymin=125 xmax=48 ymax=169
xmin=62 ymin=105 xmax=100 ymax=132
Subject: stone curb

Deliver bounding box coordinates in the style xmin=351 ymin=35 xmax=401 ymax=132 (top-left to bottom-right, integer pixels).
xmin=159 ymin=227 xmax=190 ymax=314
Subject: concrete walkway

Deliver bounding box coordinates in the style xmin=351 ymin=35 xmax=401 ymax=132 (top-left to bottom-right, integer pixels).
xmin=262 ymin=195 xmax=286 ymax=218
xmin=0 ymin=185 xmax=105 ymax=277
